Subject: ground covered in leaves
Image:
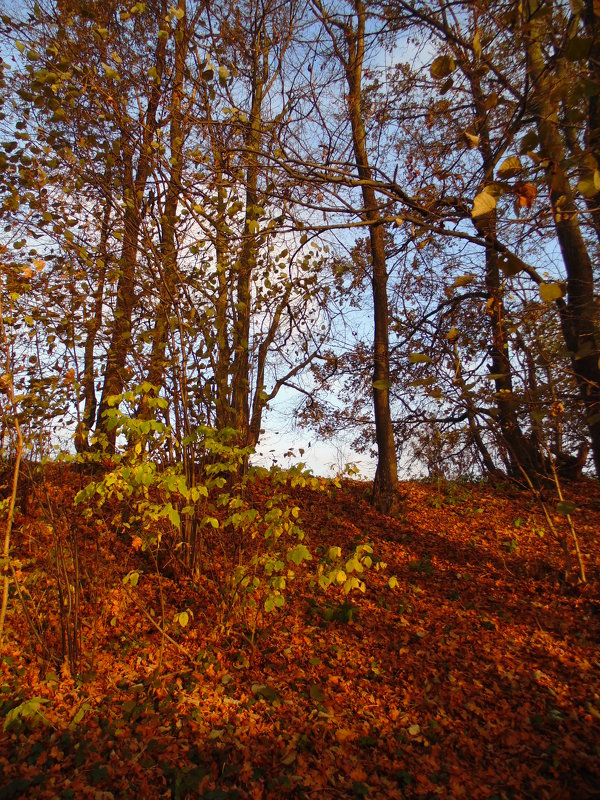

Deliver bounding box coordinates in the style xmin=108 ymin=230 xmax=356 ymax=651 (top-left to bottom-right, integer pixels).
xmin=1 ymin=468 xmax=599 ymax=799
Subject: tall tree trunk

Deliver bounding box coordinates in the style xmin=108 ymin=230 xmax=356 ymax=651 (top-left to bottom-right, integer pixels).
xmin=526 ymin=0 xmax=600 ymax=476
xmin=212 ymin=151 xmax=234 ymax=432
xmin=230 ymin=36 xmax=268 ymax=447
xmin=343 ymin=0 xmax=400 ymax=514
xmin=139 ymin=0 xmax=188 ymax=418
xmin=469 ymin=64 xmax=544 ymax=479
xmin=583 ymin=0 xmax=600 ymax=242
xmin=95 ymin=16 xmax=168 ymax=446
xmin=74 ymin=168 xmax=112 ymax=452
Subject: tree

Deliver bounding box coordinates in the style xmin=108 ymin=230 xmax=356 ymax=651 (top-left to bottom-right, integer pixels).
xmin=523 ymin=0 xmax=600 ymax=476
xmin=311 ymin=0 xmax=400 ymax=513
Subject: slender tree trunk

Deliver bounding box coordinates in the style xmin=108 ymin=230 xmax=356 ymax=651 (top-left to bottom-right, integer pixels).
xmin=95 ymin=18 xmax=168 ymax=446
xmin=343 ymin=0 xmax=399 ymax=514
xmin=583 ymin=0 xmax=600 ymax=242
xmin=469 ymin=66 xmax=544 ymax=479
xmin=140 ymin=0 xmax=188 ymax=417
xmin=526 ymin=0 xmax=600 ymax=477
xmin=75 ymin=169 xmax=111 ymax=452
xmin=450 ymin=338 xmax=502 ymax=478
xmin=212 ymin=154 xmax=234 ymax=431
xmin=247 ymin=287 xmax=292 ymax=447
xmin=230 ymin=37 xmax=267 ymax=447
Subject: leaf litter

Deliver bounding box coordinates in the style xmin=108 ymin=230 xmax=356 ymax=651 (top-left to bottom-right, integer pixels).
xmin=1 ymin=471 xmax=599 ymax=798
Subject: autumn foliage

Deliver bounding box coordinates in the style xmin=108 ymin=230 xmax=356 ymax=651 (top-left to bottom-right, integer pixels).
xmin=1 ymin=467 xmax=599 ymax=799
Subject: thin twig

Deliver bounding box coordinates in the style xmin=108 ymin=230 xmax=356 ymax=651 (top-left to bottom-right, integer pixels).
xmin=125 ymin=586 xmax=193 ymax=660
xmin=0 ymin=287 xmax=24 ymax=645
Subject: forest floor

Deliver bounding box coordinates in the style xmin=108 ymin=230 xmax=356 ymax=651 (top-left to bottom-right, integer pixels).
xmin=0 ymin=468 xmax=599 ymax=799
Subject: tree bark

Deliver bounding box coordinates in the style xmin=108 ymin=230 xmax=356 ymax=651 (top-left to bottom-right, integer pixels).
xmin=74 ymin=168 xmax=111 ymax=452
xmin=139 ymin=0 xmax=188 ymax=418
xmin=469 ymin=63 xmax=545 ymax=480
xmin=95 ymin=14 xmax=168 ymax=446
xmin=526 ymin=0 xmax=600 ymax=477
xmin=230 ymin=33 xmax=268 ymax=446
xmin=343 ymin=0 xmax=400 ymax=514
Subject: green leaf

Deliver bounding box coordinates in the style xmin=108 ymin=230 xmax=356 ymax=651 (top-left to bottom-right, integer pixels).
xmin=343 ymin=576 xmax=365 ymax=594
xmin=287 ymin=543 xmax=312 ymax=565
xmin=335 ymin=569 xmax=347 ymax=584
xmin=166 ymin=503 xmax=180 ymax=528
xmin=101 ymin=62 xmax=120 ymax=80
xmin=70 ymin=702 xmax=91 ymax=728
xmin=577 ymin=170 xmax=600 ymax=197
xmin=519 ymin=130 xmax=539 ymax=154
xmin=251 ymin=684 xmax=280 ymax=703
xmin=430 ymin=55 xmax=455 ymax=79
xmin=499 ymin=253 xmax=525 ymax=277
xmin=408 ymin=353 xmax=432 ymax=364
xmin=123 ymin=570 xmax=140 ymax=587
xmin=539 ymin=282 xmax=565 ymax=302
xmin=372 ymin=379 xmax=391 ymax=390
xmin=3 ymin=698 xmax=48 ymax=731
xmin=264 ymin=595 xmax=275 ymax=612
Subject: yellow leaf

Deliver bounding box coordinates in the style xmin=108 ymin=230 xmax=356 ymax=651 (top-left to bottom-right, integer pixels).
xmin=472 ymin=187 xmax=498 ymax=217
xmin=497 ymin=156 xmax=522 ymax=179
xmin=539 ymin=282 xmax=565 ymax=302
xmin=463 ymin=131 xmax=480 ymax=148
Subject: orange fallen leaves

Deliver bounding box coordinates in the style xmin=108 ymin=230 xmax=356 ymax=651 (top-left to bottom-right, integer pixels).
xmin=1 ymin=473 xmax=599 ymax=798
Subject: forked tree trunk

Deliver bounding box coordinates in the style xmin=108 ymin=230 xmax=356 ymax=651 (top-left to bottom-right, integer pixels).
xmin=95 ymin=14 xmax=168 ymax=447
xmin=139 ymin=0 xmax=188 ymax=418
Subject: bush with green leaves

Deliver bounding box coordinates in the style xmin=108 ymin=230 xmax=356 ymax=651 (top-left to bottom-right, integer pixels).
xmin=74 ymin=386 xmax=397 ymax=642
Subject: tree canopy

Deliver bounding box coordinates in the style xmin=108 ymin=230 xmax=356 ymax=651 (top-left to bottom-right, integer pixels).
xmin=0 ymin=0 xmax=599 ymax=496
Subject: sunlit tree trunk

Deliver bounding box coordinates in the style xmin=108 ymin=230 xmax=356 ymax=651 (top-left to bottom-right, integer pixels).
xmin=139 ymin=0 xmax=189 ymax=418
xmin=230 ymin=35 xmax=267 ymax=447
xmin=74 ymin=166 xmax=112 ymax=452
xmin=95 ymin=12 xmax=168 ymax=446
